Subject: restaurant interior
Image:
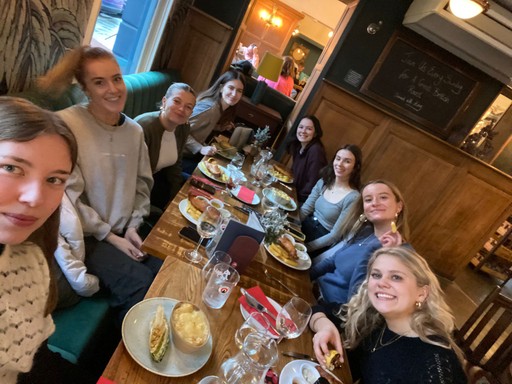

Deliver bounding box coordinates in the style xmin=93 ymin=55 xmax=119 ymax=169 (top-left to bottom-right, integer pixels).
xmin=2 ymin=0 xmax=512 ymax=382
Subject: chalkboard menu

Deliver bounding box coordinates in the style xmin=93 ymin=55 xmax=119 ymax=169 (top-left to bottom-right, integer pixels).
xmin=361 ymin=34 xmax=477 ymax=134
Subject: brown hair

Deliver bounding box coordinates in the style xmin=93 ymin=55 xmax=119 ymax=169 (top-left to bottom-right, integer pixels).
xmin=38 ymin=46 xmax=117 ymax=96
xmin=281 ymin=56 xmax=294 ymax=77
xmin=0 ymin=96 xmax=78 ymax=315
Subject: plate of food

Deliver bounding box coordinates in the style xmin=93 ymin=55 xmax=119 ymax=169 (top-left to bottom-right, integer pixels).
xmin=198 ymin=158 xmax=229 ymax=184
xmin=179 ymin=195 xmax=210 ymax=225
xmin=214 ymin=141 xmax=237 ymax=160
xmin=262 ymin=187 xmax=297 ymax=212
xmin=122 ymin=297 xmax=212 ymax=377
xmin=279 ymin=360 xmax=320 ymax=384
xmin=231 ymin=185 xmax=260 ymax=205
xmin=264 ymin=234 xmax=311 ymax=270
xmin=269 ymin=163 xmax=293 ymax=184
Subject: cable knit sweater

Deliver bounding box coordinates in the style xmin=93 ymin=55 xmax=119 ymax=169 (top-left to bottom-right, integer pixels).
xmin=0 ymin=244 xmax=54 ymax=383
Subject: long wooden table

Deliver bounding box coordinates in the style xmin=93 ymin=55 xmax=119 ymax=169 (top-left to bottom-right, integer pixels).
xmin=101 ymin=155 xmax=352 ymax=383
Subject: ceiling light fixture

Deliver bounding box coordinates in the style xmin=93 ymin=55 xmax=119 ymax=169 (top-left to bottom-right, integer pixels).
xmin=448 ymin=0 xmax=490 ymax=19
xmin=259 ymin=5 xmax=283 ymax=28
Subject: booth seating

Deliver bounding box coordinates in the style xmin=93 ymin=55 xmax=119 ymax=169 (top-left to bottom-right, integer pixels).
xmin=9 ymin=69 xmax=181 ymax=365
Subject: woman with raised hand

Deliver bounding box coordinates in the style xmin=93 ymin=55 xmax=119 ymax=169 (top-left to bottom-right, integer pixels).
xmin=310 ymin=180 xmax=409 ymax=312
xmin=300 ymin=145 xmax=362 ymax=257
xmin=0 ymin=97 xmax=94 ymax=383
xmin=38 ymin=46 xmax=162 ymax=323
xmin=182 ymin=69 xmax=245 ymax=174
xmin=310 ymin=247 xmax=467 ymax=383
xmin=136 ymin=82 xmax=196 ymax=209
xmin=287 ymin=115 xmax=328 ymax=203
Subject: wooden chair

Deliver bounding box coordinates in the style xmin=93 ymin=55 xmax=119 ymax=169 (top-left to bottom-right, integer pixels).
xmin=455 ymin=285 xmax=512 ymax=383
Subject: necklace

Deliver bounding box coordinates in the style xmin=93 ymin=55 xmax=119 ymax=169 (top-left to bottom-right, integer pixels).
xmin=371 ymin=326 xmax=403 ymax=353
xmin=357 ymin=234 xmax=373 ymax=247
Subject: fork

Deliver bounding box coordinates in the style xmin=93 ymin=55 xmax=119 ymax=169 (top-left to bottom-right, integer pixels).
xmin=264 ymin=269 xmax=299 ymax=297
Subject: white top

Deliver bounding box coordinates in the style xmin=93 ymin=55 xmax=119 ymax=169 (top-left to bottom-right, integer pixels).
xmin=155 ymin=130 xmax=178 ymax=172
xmin=0 ymin=244 xmax=55 ymax=383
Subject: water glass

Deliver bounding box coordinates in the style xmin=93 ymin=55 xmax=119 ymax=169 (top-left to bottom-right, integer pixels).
xmin=203 ymin=262 xmax=240 ymax=309
xmin=235 ymin=312 xmax=272 ymax=348
xmin=202 ymin=251 xmax=232 ymax=283
xmin=198 ymin=376 xmax=226 ymax=384
xmin=230 ymin=152 xmax=245 ymax=169
xmin=276 ymin=297 xmax=312 ymax=339
xmin=260 ymin=167 xmax=275 ymax=188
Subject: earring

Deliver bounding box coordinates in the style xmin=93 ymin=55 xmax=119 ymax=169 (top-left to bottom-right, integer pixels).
xmin=415 ymin=301 xmax=423 ymax=309
xmin=359 ymin=214 xmax=367 ymax=223
xmin=395 ymin=212 xmax=399 ymax=219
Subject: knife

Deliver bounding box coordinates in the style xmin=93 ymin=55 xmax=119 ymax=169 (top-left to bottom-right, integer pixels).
xmin=240 ymin=288 xmax=277 ymax=321
xmin=282 ymin=351 xmax=317 ymax=362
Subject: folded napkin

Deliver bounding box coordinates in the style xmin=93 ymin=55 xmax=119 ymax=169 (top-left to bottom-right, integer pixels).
xmin=236 ymin=185 xmax=256 ymax=203
xmin=239 ymin=286 xmax=280 ymax=336
xmin=97 ymin=377 xmax=116 ymax=384
xmin=191 ymin=175 xmax=223 ymax=190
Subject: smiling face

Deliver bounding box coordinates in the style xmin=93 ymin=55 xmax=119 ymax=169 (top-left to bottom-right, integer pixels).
xmin=368 ymin=253 xmax=427 ymax=324
xmin=333 ymin=149 xmax=355 ymax=181
xmin=161 ymin=89 xmax=196 ymax=128
xmin=362 ymin=183 xmax=402 ymax=226
xmin=220 ymin=79 xmax=244 ymax=109
xmin=82 ymin=58 xmax=127 ymax=122
xmin=0 ymin=134 xmax=72 ymax=245
xmin=296 ymin=118 xmax=315 ymax=146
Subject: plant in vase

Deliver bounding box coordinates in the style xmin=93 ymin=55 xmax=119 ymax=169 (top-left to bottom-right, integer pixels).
xmin=260 ymin=209 xmax=286 ymax=244
xmin=244 ymin=125 xmax=271 ymax=156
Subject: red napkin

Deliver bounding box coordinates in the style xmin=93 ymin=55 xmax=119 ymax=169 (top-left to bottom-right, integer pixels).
xmin=239 ymin=286 xmax=280 ymax=336
xmin=237 ymin=185 xmax=256 ymax=203
xmin=191 ymin=175 xmax=223 ymax=190
xmin=97 ymin=377 xmax=116 ymax=384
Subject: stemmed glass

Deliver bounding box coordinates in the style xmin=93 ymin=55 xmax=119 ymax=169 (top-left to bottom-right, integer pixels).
xmin=222 ymin=164 xmax=244 ymax=200
xmin=276 ymin=297 xmax=312 ymax=341
xmin=185 ymin=206 xmax=221 ymax=263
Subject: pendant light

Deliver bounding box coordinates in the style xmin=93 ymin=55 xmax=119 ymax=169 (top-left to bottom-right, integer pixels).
xmin=448 ymin=0 xmax=490 ymax=19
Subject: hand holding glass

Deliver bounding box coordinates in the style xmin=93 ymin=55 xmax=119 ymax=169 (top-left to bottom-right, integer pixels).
xmin=185 ymin=206 xmax=221 ymax=263
xmin=276 ymin=297 xmax=312 ymax=340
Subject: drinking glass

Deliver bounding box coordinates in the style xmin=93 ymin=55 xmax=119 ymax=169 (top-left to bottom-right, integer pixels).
xmin=202 ymin=251 xmax=232 ymax=283
xmin=276 ymin=297 xmax=312 ymax=340
xmin=222 ymin=164 xmax=244 ymax=199
xmin=260 ymin=166 xmax=275 ymax=188
xmin=185 ymin=206 xmax=221 ymax=263
xmin=202 ymin=262 xmax=240 ymax=309
xmin=230 ymin=152 xmax=245 ymax=169
xmin=234 ymin=312 xmax=272 ymax=348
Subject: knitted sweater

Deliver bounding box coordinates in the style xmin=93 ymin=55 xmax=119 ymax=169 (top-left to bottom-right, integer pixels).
xmin=184 ymin=98 xmax=223 ymax=155
xmin=0 ymin=244 xmax=54 ymax=383
xmin=58 ymin=105 xmax=153 ymax=239
xmin=300 ymin=179 xmax=360 ymax=252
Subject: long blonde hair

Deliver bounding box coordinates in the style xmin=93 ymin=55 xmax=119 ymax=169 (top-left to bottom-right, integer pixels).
xmin=343 ymin=247 xmax=458 ymax=353
xmin=338 ymin=179 xmax=410 ymax=241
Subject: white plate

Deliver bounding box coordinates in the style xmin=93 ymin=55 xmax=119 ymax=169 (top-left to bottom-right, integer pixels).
xmin=262 ymin=188 xmax=297 ymax=212
xmin=198 ymin=161 xmax=228 ymax=184
xmin=122 ymin=297 xmax=212 ymax=377
xmin=231 ymin=185 xmax=260 ymax=205
xmin=264 ymin=243 xmax=312 ymax=271
xmin=239 ymin=297 xmax=282 ymax=339
xmin=279 ymin=360 xmax=320 ymax=384
xmin=269 ymin=165 xmax=294 ymax=184
xmin=178 ymin=199 xmax=199 ymax=225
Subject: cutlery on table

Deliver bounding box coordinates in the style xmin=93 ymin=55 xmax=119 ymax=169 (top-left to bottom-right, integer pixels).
xmin=264 ymin=269 xmax=299 ymax=297
xmin=240 ymin=288 xmax=277 ymax=321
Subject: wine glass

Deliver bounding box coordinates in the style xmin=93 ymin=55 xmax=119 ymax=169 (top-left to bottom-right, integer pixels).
xmin=185 ymin=206 xmax=221 ymax=263
xmin=222 ymin=164 xmax=244 ymax=199
xmin=276 ymin=297 xmax=312 ymax=340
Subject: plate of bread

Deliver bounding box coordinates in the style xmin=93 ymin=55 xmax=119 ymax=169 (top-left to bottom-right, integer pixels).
xmin=264 ymin=234 xmax=311 ymax=270
xmin=269 ymin=163 xmax=293 ymax=184
xmin=198 ymin=158 xmax=229 ymax=183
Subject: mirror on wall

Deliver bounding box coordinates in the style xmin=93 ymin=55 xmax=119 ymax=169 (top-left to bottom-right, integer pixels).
xmin=460 ymin=87 xmax=512 ymax=169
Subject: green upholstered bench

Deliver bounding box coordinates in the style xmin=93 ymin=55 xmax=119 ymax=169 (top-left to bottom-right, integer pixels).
xmin=47 ymin=294 xmax=112 ymax=364
xmin=10 ymin=69 xmax=181 ymax=365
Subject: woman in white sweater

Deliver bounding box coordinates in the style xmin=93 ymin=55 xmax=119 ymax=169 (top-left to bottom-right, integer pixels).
xmin=0 ymin=97 xmax=93 ymax=383
xmin=39 ymin=46 xmax=162 ymax=323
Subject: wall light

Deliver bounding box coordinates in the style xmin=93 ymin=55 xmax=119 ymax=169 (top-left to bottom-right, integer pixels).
xmin=449 ymin=0 xmax=489 ymax=19
xmin=259 ymin=6 xmax=283 ymax=28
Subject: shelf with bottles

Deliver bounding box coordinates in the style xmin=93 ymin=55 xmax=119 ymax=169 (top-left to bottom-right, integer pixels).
xmin=471 ymin=216 xmax=512 ymax=282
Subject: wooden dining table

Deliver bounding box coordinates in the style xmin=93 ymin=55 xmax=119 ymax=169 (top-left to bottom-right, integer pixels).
xmin=101 ymin=153 xmax=353 ymax=384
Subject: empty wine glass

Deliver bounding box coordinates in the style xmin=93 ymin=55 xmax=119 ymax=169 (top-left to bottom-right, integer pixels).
xmin=222 ymin=164 xmax=244 ymax=199
xmin=185 ymin=206 xmax=221 ymax=263
xmin=276 ymin=297 xmax=312 ymax=340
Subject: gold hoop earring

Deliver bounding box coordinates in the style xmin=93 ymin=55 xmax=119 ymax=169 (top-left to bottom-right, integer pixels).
xmin=415 ymin=301 xmax=423 ymax=309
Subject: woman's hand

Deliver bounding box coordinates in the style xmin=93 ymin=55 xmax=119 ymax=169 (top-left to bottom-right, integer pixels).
xmin=200 ymin=145 xmax=217 ymax=156
xmin=310 ymin=314 xmax=344 ymax=368
xmin=106 ymin=232 xmax=145 ymax=262
xmin=379 ymin=230 xmax=403 ymax=247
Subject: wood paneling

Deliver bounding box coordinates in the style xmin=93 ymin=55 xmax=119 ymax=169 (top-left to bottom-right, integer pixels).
xmin=308 ymin=81 xmax=512 ymax=280
xmin=168 ymin=7 xmax=232 ymax=92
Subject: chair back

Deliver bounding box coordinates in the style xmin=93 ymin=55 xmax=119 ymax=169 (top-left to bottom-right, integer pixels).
xmin=455 ymin=285 xmax=512 ymax=379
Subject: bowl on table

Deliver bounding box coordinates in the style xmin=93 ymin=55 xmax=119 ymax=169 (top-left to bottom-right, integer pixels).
xmin=170 ymin=302 xmax=210 ymax=354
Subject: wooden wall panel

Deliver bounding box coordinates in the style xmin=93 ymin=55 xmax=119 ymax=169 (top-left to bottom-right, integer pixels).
xmin=308 ymin=81 xmax=512 ymax=279
xmin=169 ymin=7 xmax=232 ymax=92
